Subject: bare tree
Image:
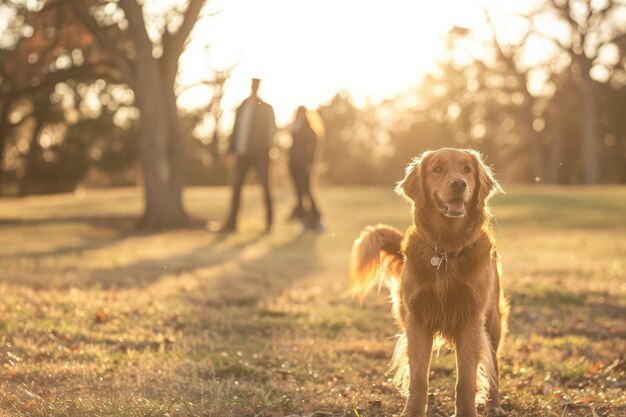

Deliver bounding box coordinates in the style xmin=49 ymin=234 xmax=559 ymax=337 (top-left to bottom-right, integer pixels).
xmin=66 ymin=0 xmax=209 ymax=227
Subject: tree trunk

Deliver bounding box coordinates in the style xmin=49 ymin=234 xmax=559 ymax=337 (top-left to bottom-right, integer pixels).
xmin=134 ymin=60 xmax=188 ymax=228
xmin=546 ymin=87 xmax=571 ymax=184
xmin=523 ymin=93 xmax=546 ymax=182
xmin=580 ymin=63 xmax=600 ymax=184
xmin=131 ymin=68 xmax=186 ymax=230
xmin=0 ymin=98 xmax=10 ymax=195
xmin=548 ymin=101 xmax=567 ymax=184
xmin=163 ymin=58 xmax=187 ymax=222
xmin=528 ymin=132 xmax=545 ymax=182
xmin=19 ymin=93 xmax=51 ymax=196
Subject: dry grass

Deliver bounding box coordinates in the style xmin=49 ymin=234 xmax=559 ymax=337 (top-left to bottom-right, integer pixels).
xmin=0 ymin=186 xmax=624 ymax=416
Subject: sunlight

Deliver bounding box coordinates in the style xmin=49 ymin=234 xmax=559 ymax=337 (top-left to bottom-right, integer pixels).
xmin=177 ymin=0 xmax=489 ymax=124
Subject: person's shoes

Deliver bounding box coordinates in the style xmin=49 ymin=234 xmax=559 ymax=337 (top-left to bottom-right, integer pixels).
xmin=311 ymin=219 xmax=325 ymax=233
xmin=288 ymin=207 xmax=305 ymax=221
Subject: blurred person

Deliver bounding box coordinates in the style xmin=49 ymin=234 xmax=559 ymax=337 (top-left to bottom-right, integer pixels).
xmin=288 ymin=105 xmax=324 ymax=232
xmin=220 ymin=78 xmax=276 ymax=234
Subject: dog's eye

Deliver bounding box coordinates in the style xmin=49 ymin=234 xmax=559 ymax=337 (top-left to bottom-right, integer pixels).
xmin=463 ymin=165 xmax=471 ymax=174
xmin=433 ymin=166 xmax=442 ymax=174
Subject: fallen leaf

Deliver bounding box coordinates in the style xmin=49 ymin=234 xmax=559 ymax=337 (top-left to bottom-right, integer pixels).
xmin=584 ymin=360 xmax=603 ymax=377
xmin=21 ymin=399 xmax=36 ymax=411
xmin=95 ymin=310 xmax=108 ymax=323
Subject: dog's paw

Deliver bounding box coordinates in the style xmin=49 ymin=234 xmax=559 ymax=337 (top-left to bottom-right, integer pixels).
xmin=486 ymin=407 xmax=507 ymax=417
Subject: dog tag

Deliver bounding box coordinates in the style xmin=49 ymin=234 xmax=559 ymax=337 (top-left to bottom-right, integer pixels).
xmin=430 ymin=255 xmax=442 ymax=267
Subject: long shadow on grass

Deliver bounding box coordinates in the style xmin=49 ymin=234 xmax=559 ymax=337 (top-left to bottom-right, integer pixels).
xmin=0 ymin=216 xmax=270 ymax=290
xmin=77 ymin=232 xmax=322 ymax=380
xmin=0 ymin=216 xmax=140 ymax=261
xmin=75 ymin=228 xmax=321 ymax=294
xmin=182 ymin=232 xmax=321 ymax=320
xmin=71 ymin=232 xmax=265 ymax=289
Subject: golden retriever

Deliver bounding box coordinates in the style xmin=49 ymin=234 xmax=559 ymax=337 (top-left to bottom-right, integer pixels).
xmin=350 ymin=148 xmax=508 ymax=417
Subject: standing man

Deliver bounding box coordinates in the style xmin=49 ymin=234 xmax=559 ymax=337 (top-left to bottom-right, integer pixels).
xmin=220 ymin=78 xmax=276 ymax=234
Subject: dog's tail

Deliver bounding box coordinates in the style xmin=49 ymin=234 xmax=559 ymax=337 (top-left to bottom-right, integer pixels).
xmin=349 ymin=224 xmax=404 ymax=299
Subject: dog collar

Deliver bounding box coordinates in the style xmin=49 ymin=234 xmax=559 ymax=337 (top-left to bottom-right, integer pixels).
xmin=430 ymin=244 xmax=473 ymax=270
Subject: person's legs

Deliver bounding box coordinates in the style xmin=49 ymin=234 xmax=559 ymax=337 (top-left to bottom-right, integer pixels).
xmin=303 ymin=168 xmax=320 ymax=218
xmin=289 ymin=162 xmax=305 ymax=219
xmin=289 ymin=166 xmax=311 ymax=233
xmin=254 ymin=152 xmax=273 ymax=231
xmin=302 ymin=168 xmax=323 ymax=230
xmin=224 ymin=155 xmax=251 ymax=231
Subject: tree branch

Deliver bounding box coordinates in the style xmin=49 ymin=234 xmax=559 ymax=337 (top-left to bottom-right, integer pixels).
xmin=0 ymin=63 xmax=123 ymax=99
xmin=538 ymin=31 xmax=574 ymax=54
xmin=594 ymin=2 xmax=626 ymax=52
xmin=482 ymin=8 xmax=527 ymax=75
xmin=162 ymin=0 xmax=206 ymax=61
xmin=549 ymin=0 xmax=585 ymax=37
xmin=519 ymin=1 xmax=577 ymax=56
xmin=161 ymin=0 xmax=206 ymax=82
xmin=69 ymin=0 xmax=135 ymax=86
xmin=118 ymin=0 xmax=154 ymax=60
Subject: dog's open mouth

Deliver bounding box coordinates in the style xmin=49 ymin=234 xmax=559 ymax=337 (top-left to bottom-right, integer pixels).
xmin=435 ymin=194 xmax=467 ymax=218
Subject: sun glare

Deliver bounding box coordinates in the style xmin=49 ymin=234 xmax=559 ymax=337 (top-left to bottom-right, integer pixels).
xmin=177 ymin=0 xmax=489 ymax=125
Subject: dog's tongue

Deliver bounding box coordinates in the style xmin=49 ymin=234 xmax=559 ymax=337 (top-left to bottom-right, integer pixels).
xmin=447 ymin=201 xmax=465 ymax=212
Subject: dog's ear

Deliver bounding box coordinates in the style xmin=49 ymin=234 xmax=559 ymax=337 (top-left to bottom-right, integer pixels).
xmin=467 ymin=150 xmax=503 ymax=208
xmin=395 ymin=152 xmax=430 ymax=206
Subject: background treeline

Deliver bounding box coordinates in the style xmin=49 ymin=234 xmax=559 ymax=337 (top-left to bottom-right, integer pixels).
xmin=1 ymin=0 xmax=625 ymax=203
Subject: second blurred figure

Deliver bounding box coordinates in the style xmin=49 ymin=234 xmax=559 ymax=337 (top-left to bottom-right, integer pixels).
xmin=288 ymin=106 xmax=324 ymax=233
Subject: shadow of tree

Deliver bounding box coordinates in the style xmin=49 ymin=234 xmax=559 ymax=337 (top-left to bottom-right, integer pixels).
xmin=0 ymin=216 xmax=139 ymax=260
xmin=68 ymin=230 xmax=322 ymax=313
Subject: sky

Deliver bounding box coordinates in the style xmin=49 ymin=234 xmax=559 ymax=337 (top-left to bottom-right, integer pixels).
xmin=176 ymin=0 xmax=503 ymax=125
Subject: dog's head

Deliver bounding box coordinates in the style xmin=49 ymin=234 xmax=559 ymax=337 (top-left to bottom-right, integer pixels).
xmin=396 ymin=148 xmax=502 ymax=220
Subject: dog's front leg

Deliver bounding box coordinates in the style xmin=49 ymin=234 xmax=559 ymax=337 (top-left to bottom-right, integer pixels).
xmin=453 ymin=322 xmax=483 ymax=417
xmin=401 ymin=313 xmax=433 ymax=417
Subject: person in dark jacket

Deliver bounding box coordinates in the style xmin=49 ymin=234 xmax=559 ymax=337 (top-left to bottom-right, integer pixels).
xmin=288 ymin=106 xmax=323 ymax=232
xmin=220 ymin=78 xmax=276 ymax=234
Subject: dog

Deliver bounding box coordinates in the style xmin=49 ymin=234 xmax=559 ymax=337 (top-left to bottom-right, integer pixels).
xmin=350 ymin=148 xmax=508 ymax=417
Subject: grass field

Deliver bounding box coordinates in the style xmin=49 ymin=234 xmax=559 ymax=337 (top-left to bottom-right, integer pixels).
xmin=0 ymin=186 xmax=624 ymax=417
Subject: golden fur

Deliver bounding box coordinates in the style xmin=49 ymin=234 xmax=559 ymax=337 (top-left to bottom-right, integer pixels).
xmin=350 ymin=148 xmax=509 ymax=417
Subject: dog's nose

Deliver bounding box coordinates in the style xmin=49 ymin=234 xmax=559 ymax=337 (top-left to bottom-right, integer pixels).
xmin=450 ymin=178 xmax=467 ymax=193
